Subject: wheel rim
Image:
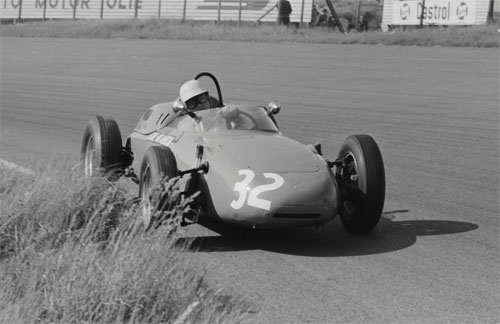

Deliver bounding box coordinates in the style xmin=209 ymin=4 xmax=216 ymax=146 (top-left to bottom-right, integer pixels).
xmin=342 ymin=152 xmax=359 ymax=216
xmin=84 ymin=136 xmax=95 ymax=176
xmin=141 ymin=163 xmax=153 ymax=227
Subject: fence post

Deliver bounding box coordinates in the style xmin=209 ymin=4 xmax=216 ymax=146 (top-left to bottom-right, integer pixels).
xmin=238 ymin=0 xmax=242 ymax=27
xmin=419 ymin=0 xmax=425 ymax=27
xmin=300 ymin=0 xmax=305 ymax=27
xmin=217 ymin=0 xmax=222 ymax=24
xmin=158 ymin=0 xmax=162 ymax=18
xmin=17 ymin=0 xmax=23 ymax=21
xmin=135 ymin=0 xmax=138 ymax=18
xmin=354 ymin=0 xmax=360 ymax=29
xmin=182 ymin=0 xmax=187 ymax=22
xmin=73 ymin=0 xmax=78 ymax=20
xmin=43 ymin=0 xmax=47 ymax=20
xmin=100 ymin=0 xmax=104 ymax=18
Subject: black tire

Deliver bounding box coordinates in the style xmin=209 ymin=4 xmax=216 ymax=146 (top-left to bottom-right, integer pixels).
xmin=81 ymin=115 xmax=122 ymax=177
xmin=139 ymin=146 xmax=179 ymax=229
xmin=336 ymin=135 xmax=385 ymax=233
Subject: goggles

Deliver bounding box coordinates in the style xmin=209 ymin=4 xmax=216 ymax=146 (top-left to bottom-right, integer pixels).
xmin=187 ymin=93 xmax=208 ymax=110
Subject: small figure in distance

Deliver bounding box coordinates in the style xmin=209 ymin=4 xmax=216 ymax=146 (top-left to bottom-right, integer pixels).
xmin=358 ymin=15 xmax=369 ymax=32
xmin=315 ymin=8 xmax=329 ymax=26
xmin=276 ymin=0 xmax=292 ymax=26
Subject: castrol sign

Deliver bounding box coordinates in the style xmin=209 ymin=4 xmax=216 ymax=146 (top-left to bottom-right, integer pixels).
xmin=382 ymin=0 xmax=490 ymax=26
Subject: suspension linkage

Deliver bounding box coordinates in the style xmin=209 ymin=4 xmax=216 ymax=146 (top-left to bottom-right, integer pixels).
xmin=326 ymin=158 xmax=343 ymax=169
xmin=179 ymin=162 xmax=209 ymax=177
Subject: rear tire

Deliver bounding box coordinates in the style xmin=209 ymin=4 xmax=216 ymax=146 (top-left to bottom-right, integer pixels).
xmin=81 ymin=115 xmax=123 ymax=177
xmin=336 ymin=135 xmax=385 ymax=233
xmin=139 ymin=146 xmax=179 ymax=229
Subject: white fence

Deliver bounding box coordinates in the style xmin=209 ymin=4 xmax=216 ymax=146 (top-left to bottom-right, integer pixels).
xmin=0 ymin=0 xmax=312 ymax=23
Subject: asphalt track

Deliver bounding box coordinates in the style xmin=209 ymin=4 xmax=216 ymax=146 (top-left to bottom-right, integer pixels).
xmin=1 ymin=37 xmax=499 ymax=323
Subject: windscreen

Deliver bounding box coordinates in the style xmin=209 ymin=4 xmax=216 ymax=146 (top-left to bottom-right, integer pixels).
xmin=169 ymin=106 xmax=279 ymax=133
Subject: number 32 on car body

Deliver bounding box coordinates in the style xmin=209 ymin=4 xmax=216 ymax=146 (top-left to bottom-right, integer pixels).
xmin=230 ymin=169 xmax=284 ymax=211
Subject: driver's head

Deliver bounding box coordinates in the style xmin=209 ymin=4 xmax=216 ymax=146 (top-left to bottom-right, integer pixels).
xmin=180 ymin=79 xmax=210 ymax=112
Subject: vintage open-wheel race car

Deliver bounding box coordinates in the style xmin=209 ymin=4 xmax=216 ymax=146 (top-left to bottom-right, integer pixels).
xmin=81 ymin=72 xmax=385 ymax=233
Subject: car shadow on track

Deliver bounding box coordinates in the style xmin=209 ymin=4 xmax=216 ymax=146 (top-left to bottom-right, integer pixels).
xmin=177 ymin=210 xmax=479 ymax=257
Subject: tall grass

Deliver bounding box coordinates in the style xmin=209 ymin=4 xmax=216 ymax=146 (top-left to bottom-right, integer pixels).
xmin=0 ymin=163 xmax=253 ymax=323
xmin=1 ymin=18 xmax=498 ymax=47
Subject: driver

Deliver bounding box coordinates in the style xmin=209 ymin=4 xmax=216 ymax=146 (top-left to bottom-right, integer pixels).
xmin=179 ymin=79 xmax=212 ymax=112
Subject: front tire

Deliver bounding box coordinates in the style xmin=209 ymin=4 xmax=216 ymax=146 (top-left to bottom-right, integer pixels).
xmin=139 ymin=146 xmax=179 ymax=229
xmin=336 ymin=135 xmax=385 ymax=233
xmin=81 ymin=115 xmax=123 ymax=177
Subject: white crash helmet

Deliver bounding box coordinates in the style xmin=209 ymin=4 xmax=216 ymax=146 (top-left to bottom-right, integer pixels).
xmin=179 ymin=79 xmax=208 ymax=103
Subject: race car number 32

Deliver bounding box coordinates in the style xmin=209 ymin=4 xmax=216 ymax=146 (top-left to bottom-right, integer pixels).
xmin=230 ymin=169 xmax=284 ymax=211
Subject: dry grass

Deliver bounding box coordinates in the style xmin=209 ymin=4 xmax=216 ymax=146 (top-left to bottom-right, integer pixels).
xmin=0 ymin=163 xmax=254 ymax=323
xmin=1 ymin=18 xmax=498 ymax=47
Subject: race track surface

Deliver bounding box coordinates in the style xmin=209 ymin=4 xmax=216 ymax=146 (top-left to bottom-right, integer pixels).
xmin=1 ymin=37 xmax=499 ymax=323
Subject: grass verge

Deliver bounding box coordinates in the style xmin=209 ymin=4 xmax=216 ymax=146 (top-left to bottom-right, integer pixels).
xmin=1 ymin=18 xmax=499 ymax=47
xmin=0 ymin=163 xmax=254 ymax=323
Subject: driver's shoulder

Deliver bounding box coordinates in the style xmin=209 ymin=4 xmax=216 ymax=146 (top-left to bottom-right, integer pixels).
xmin=209 ymin=96 xmax=221 ymax=108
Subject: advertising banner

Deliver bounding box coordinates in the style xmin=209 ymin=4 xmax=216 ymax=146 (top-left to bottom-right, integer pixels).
xmin=392 ymin=0 xmax=476 ymax=25
xmin=1 ymin=0 xmax=312 ymax=23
